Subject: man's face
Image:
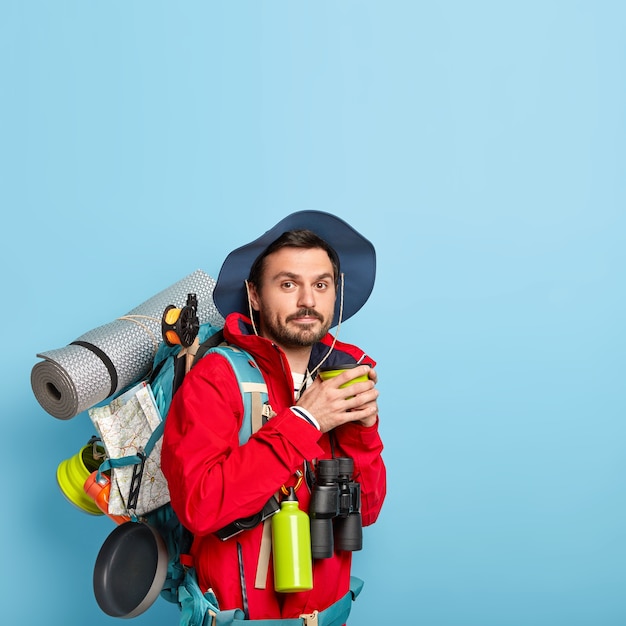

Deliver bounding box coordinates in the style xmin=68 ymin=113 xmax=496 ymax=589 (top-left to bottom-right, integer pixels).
xmin=249 ymin=246 xmax=337 ymax=348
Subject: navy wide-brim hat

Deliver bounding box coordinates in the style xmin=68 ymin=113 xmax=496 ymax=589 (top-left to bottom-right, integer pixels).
xmin=213 ymin=210 xmax=376 ymax=327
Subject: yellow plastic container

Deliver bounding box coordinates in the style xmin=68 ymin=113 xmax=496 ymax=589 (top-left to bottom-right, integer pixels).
xmin=56 ymin=440 xmax=106 ymax=515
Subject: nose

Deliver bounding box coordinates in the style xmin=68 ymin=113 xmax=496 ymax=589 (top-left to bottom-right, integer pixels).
xmin=297 ymin=285 xmax=316 ymax=308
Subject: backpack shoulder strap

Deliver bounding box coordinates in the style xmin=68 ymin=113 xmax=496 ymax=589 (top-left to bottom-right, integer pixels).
xmin=192 ymin=328 xmax=226 ymax=365
xmin=207 ymin=344 xmax=268 ymax=444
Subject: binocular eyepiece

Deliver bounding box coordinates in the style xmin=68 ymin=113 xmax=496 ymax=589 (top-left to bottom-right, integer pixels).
xmin=309 ymin=457 xmax=362 ymax=559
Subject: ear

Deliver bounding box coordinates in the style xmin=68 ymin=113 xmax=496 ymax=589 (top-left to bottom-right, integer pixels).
xmin=246 ymin=280 xmax=261 ymax=312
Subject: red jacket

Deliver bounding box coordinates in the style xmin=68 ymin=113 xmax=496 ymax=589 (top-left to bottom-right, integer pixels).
xmin=161 ymin=312 xmax=386 ymax=620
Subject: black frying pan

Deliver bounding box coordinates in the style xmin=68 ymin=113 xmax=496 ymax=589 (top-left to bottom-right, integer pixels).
xmin=93 ymin=521 xmax=168 ymax=618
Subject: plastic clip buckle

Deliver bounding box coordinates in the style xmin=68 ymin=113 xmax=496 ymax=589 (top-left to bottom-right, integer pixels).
xmin=300 ymin=610 xmax=319 ymax=626
xmin=207 ymin=609 xmax=217 ymax=626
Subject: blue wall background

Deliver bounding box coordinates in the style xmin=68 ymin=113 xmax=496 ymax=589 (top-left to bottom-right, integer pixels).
xmin=2 ymin=2 xmax=625 ymax=625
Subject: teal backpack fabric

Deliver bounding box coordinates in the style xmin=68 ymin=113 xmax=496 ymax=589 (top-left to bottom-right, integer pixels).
xmin=150 ymin=322 xmax=227 ymax=420
xmin=97 ymin=323 xmax=270 ymax=622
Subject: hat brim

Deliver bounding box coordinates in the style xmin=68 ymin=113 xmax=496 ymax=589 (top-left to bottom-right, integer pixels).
xmin=213 ymin=211 xmax=376 ymax=327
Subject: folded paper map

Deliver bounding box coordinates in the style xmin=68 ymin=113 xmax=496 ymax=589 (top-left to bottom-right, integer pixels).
xmin=88 ymin=382 xmax=170 ymax=515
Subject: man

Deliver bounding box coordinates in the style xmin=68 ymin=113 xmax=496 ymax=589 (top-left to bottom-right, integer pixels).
xmin=161 ymin=211 xmax=386 ymax=622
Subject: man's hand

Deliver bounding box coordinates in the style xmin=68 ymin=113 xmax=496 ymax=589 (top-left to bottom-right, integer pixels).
xmin=296 ymin=365 xmax=379 ymax=433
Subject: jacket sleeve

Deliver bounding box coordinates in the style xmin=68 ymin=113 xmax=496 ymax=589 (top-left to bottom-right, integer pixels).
xmin=161 ymin=353 xmax=325 ymax=536
xmin=332 ymin=419 xmax=386 ymax=527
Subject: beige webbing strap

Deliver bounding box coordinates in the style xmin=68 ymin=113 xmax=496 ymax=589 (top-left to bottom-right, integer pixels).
xmin=178 ymin=336 xmax=200 ymax=374
xmin=240 ymin=382 xmax=267 ymax=434
xmin=251 ymin=392 xmax=263 ymax=433
xmin=255 ymin=518 xmax=273 ymax=589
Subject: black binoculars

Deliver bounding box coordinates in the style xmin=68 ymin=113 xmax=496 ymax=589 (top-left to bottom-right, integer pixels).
xmin=309 ymin=457 xmax=362 ymax=559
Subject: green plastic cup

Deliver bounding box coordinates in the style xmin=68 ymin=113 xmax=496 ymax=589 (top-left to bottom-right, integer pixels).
xmin=318 ymin=364 xmax=369 ymax=397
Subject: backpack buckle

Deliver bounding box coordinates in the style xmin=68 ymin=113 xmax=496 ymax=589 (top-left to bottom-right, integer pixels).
xmin=300 ymin=610 xmax=319 ymax=626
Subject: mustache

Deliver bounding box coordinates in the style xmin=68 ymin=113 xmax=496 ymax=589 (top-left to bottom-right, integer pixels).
xmin=286 ymin=308 xmax=324 ymax=322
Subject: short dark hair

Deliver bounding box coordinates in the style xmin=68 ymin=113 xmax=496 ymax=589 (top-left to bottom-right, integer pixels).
xmin=248 ymin=229 xmax=340 ymax=289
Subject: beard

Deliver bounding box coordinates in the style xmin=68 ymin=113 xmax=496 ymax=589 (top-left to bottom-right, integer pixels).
xmin=259 ymin=308 xmax=332 ymax=347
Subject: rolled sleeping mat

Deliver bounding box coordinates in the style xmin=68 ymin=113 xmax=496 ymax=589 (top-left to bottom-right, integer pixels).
xmin=31 ymin=269 xmax=224 ymax=420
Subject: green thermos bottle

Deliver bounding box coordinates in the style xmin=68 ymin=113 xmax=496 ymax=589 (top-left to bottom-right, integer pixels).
xmin=271 ymin=487 xmax=313 ymax=592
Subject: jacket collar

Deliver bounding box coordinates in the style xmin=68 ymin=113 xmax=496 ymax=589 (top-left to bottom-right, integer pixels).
xmin=222 ymin=312 xmax=372 ymax=378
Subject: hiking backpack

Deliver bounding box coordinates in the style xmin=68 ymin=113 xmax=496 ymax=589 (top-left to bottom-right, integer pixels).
xmin=94 ymin=320 xmax=270 ymax=625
